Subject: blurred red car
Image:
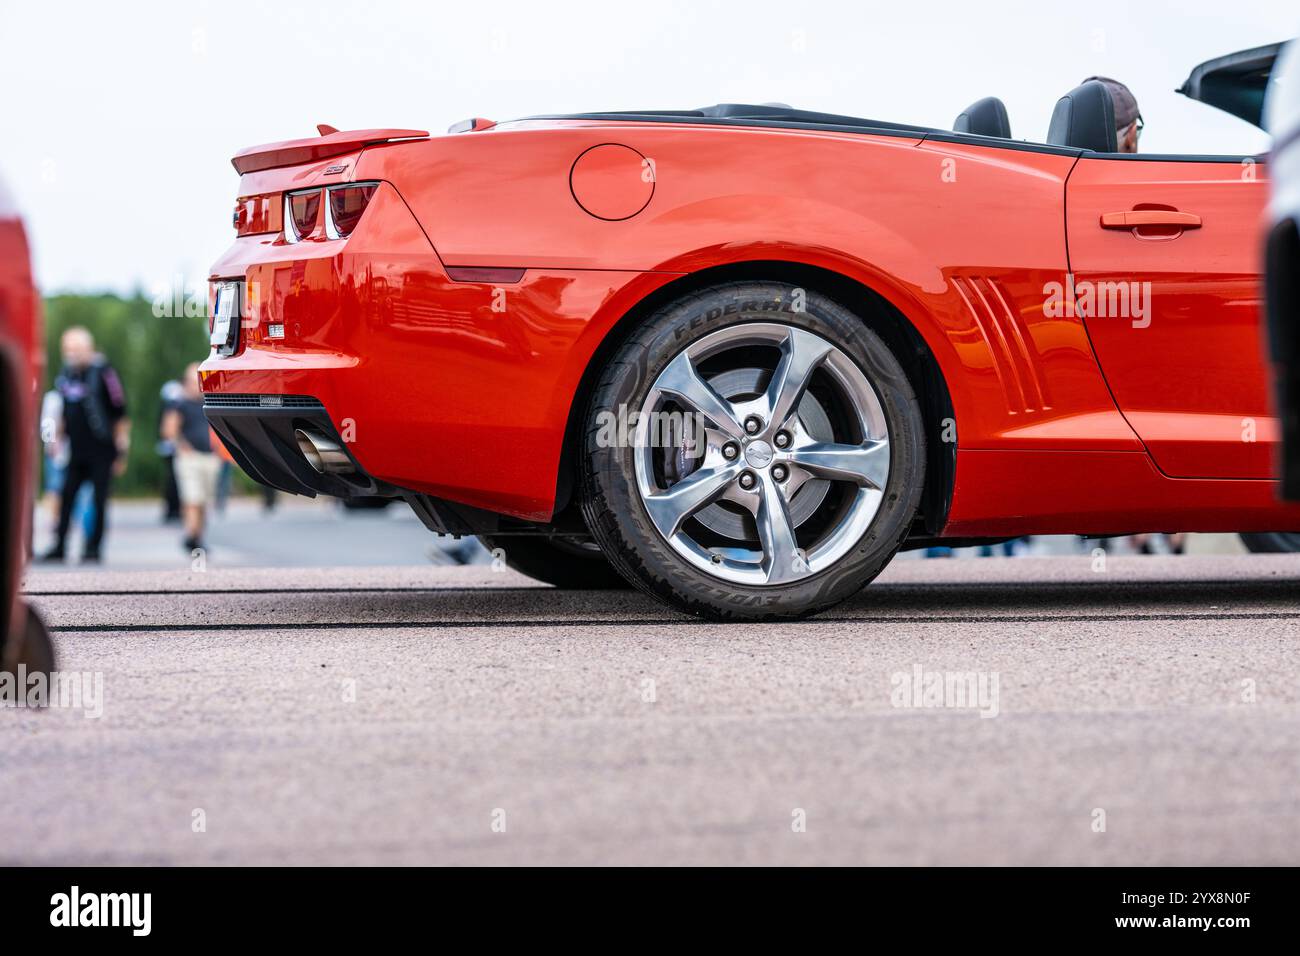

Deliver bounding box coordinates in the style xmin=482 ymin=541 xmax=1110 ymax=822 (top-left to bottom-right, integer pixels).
xmin=202 ymin=45 xmax=1300 ymax=620
xmin=0 ymin=174 xmax=52 ymax=678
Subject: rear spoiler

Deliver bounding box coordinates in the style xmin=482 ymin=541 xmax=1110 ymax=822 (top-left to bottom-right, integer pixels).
xmin=231 ymin=127 xmax=430 ymax=174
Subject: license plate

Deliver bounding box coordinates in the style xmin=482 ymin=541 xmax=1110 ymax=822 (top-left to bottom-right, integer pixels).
xmin=210 ymin=282 xmax=239 ymax=347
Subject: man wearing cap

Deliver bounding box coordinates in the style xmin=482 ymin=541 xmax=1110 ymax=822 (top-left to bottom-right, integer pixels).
xmin=1083 ymin=75 xmax=1143 ymax=153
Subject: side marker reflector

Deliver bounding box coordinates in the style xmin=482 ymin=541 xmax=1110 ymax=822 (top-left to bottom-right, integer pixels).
xmin=445 ymin=267 xmax=526 ymax=283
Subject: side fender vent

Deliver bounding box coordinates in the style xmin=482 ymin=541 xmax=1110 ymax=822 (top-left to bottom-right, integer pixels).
xmin=950 ymin=275 xmax=1051 ymax=415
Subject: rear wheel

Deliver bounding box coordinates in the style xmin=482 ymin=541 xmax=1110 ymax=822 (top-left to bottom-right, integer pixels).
xmin=1238 ymin=532 xmax=1300 ymax=553
xmin=581 ymin=282 xmax=925 ymax=620
xmin=18 ymin=604 xmax=54 ymax=676
xmin=1 ymin=604 xmax=53 ymax=704
xmin=477 ymin=534 xmax=630 ymax=589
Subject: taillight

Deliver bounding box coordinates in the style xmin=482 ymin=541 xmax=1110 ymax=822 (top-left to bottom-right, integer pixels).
xmin=288 ymin=191 xmax=320 ymax=240
xmin=234 ymin=194 xmax=279 ymax=236
xmin=326 ymin=184 xmax=378 ymax=238
xmin=282 ymin=182 xmax=379 ymax=243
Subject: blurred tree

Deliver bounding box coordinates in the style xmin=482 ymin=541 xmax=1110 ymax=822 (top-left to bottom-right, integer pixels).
xmin=42 ymin=292 xmax=210 ymax=495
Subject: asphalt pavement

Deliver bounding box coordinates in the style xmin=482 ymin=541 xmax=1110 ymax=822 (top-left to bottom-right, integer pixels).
xmin=7 ymin=518 xmax=1300 ymax=864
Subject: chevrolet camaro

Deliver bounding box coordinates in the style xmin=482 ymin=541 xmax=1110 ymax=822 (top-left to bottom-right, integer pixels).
xmin=202 ymin=43 xmax=1299 ymax=619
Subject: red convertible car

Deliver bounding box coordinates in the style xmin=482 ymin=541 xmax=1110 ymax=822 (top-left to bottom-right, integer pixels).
xmin=0 ymin=174 xmax=53 ymax=678
xmin=202 ymin=44 xmax=1299 ymax=619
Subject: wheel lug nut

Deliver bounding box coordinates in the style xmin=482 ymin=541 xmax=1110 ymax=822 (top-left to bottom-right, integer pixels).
xmin=772 ymin=464 xmax=788 ymax=481
xmin=738 ymin=471 xmax=756 ymax=490
xmin=774 ymin=431 xmax=791 ymax=448
xmin=744 ymin=416 xmax=763 ymax=435
xmin=722 ymin=442 xmax=739 ymax=461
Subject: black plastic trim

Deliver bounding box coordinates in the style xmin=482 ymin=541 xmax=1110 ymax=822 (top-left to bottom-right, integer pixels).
xmin=520 ymin=106 xmax=1271 ymax=162
xmin=520 ymin=109 xmax=1087 ymax=157
xmin=202 ymin=395 xmax=525 ymax=533
xmin=1075 ymin=151 xmax=1269 ymax=164
xmin=920 ymin=131 xmax=1081 ymax=157
xmin=202 ymin=394 xmax=325 ymax=409
xmin=520 ymin=110 xmax=933 ymax=141
xmin=202 ymin=400 xmax=388 ymax=499
xmin=402 ymin=493 xmax=503 ymax=536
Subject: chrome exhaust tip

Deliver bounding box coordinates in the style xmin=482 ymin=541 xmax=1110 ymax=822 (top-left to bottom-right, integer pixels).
xmin=294 ymin=428 xmax=353 ymax=475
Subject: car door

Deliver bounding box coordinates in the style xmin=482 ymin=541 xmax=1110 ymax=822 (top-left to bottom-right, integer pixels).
xmin=1062 ymin=154 xmax=1273 ymax=478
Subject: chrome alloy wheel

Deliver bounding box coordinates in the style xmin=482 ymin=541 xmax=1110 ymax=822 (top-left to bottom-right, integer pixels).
xmin=633 ymin=322 xmax=890 ymax=586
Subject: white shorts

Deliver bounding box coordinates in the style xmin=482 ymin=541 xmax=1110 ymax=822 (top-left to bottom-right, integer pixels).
xmin=175 ymin=452 xmax=222 ymax=506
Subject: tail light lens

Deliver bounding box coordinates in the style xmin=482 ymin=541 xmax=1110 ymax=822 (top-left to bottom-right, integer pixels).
xmin=288 ymin=191 xmax=321 ymax=240
xmin=281 ymin=182 xmax=379 ymax=243
xmin=234 ymin=194 xmax=279 ymax=236
xmin=326 ymin=184 xmax=378 ymax=238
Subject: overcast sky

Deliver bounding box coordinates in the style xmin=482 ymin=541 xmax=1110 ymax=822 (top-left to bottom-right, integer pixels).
xmin=2 ymin=0 xmax=1295 ymax=295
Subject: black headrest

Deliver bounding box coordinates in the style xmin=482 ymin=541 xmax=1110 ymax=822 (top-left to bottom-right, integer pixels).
xmin=1047 ymin=81 xmax=1117 ymax=152
xmin=953 ymin=97 xmax=1011 ymax=138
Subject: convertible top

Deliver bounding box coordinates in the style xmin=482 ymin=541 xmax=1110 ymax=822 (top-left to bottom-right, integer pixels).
xmin=531 ymin=42 xmax=1289 ymax=144
xmin=531 ymin=102 xmax=938 ymax=139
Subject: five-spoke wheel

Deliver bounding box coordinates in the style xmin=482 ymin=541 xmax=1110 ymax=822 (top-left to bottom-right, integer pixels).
xmin=635 ymin=322 xmax=891 ymax=586
xmin=581 ymin=282 xmax=926 ymax=620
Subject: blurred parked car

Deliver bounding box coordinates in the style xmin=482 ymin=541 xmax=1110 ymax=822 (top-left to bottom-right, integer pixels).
xmin=1178 ymin=42 xmax=1300 ymax=554
xmin=0 ymin=173 xmax=53 ymax=686
xmin=1264 ymin=39 xmax=1300 ymax=502
xmin=1234 ymin=40 xmax=1300 ymax=555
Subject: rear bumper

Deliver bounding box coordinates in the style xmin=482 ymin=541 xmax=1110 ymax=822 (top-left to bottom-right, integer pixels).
xmin=202 ymin=395 xmax=387 ymax=499
xmin=203 ymin=394 xmax=510 ymax=535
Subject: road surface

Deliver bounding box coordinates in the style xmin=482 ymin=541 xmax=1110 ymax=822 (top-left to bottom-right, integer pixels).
xmin=6 ymin=552 xmax=1299 ymax=865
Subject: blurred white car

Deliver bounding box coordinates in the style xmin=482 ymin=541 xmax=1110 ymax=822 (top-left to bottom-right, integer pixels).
xmin=1178 ymin=42 xmax=1300 ymax=551
xmin=1264 ymin=40 xmax=1300 ymax=506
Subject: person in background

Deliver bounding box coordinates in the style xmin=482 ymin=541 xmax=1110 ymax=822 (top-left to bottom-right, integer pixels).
xmin=156 ymin=378 xmax=183 ymax=523
xmin=39 ymin=328 xmax=129 ymax=563
xmin=1130 ymin=532 xmax=1186 ymax=556
xmin=214 ymin=454 xmax=234 ymax=516
xmin=1082 ymin=75 xmax=1142 ymax=153
xmin=39 ymin=387 xmax=97 ymax=539
xmin=979 ymin=538 xmax=1027 ymax=557
xmin=160 ymin=362 xmax=221 ymax=553
xmin=39 ymin=387 xmax=68 ymax=522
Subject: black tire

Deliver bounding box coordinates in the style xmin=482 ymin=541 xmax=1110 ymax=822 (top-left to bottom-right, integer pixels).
xmin=477 ymin=534 xmax=630 ymax=589
xmin=19 ymin=604 xmax=54 ymax=676
xmin=1 ymin=603 xmax=53 ymax=705
xmin=1238 ymin=532 xmax=1300 ymax=553
xmin=580 ymin=281 xmax=926 ymax=621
